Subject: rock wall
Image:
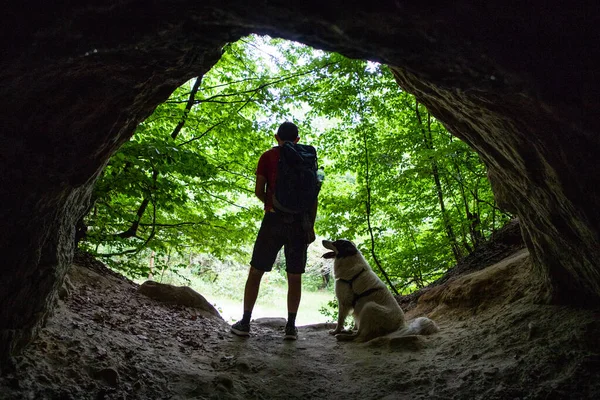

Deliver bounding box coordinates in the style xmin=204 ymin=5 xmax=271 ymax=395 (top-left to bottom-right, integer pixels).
xmin=1 ymin=1 xmax=599 ymax=367
xmin=390 ymin=66 xmax=600 ymax=306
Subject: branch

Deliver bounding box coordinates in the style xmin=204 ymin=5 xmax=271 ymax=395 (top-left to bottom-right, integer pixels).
xmin=202 ymin=75 xmax=263 ymax=91
xmin=214 ymin=165 xmax=254 ymax=183
xmin=114 ymin=169 xmax=159 ymax=239
xmin=100 ymin=178 xmax=159 ymax=257
xmin=170 ymin=99 xmax=258 ymax=105
xmin=177 ymin=94 xmax=256 ymax=147
xmin=138 ymin=221 xmax=228 ymax=230
xmin=445 ymin=170 xmax=509 ymax=214
xmin=96 ymin=248 xmax=139 ymax=257
xmin=168 ymin=62 xmax=337 ymax=105
xmin=171 ymin=77 xmax=202 ymax=140
xmin=171 ymin=61 xmax=339 ymax=146
xmin=200 ymin=187 xmax=251 ymax=210
xmin=472 ymin=194 xmax=511 ymax=214
xmin=164 ymin=77 xmax=264 ymax=103
xmin=396 ymin=271 xmax=442 ymax=292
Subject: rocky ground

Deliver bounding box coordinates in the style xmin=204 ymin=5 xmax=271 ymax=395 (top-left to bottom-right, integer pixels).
xmin=1 ymin=237 xmax=599 ymax=399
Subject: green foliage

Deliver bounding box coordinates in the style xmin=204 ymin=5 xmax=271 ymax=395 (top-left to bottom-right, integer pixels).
xmin=319 ymin=298 xmax=340 ymax=324
xmin=80 ymin=34 xmax=511 ymax=296
xmin=318 ymin=298 xmax=354 ymax=329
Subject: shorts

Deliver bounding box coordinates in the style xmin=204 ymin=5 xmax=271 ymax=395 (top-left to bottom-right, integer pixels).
xmin=250 ymin=211 xmax=309 ymax=274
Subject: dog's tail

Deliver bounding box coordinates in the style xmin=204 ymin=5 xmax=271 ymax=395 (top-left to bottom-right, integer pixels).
xmin=401 ymin=317 xmax=439 ymax=336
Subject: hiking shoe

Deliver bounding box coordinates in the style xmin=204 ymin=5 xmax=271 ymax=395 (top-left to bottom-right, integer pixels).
xmin=231 ymin=320 xmax=250 ymax=336
xmin=284 ymin=325 xmax=298 ymax=340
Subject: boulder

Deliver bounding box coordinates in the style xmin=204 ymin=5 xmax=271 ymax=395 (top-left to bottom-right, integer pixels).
xmin=137 ymin=281 xmax=221 ymax=319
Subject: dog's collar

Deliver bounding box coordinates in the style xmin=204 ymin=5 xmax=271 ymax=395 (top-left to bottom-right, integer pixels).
xmin=337 ymin=268 xmax=366 ymax=286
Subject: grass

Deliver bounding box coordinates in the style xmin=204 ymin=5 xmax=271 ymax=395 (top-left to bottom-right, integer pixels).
xmin=150 ymin=266 xmax=336 ymax=326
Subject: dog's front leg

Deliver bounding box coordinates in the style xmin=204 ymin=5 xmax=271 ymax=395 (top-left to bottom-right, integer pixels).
xmin=329 ymin=302 xmax=351 ymax=335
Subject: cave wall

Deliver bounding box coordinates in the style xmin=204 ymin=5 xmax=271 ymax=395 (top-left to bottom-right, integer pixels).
xmin=390 ymin=66 xmax=600 ymax=305
xmin=1 ymin=1 xmax=599 ymax=367
xmin=0 ymin=1 xmax=238 ymax=367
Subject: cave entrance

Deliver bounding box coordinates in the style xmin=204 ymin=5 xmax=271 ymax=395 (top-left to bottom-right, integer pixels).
xmin=79 ymin=35 xmax=511 ymax=325
xmin=3 ymin=2 xmax=600 ymax=376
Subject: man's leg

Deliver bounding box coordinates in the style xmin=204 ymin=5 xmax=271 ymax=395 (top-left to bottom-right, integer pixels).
xmin=231 ymin=266 xmax=265 ymax=336
xmin=284 ymin=272 xmax=302 ymax=340
xmin=287 ymin=272 xmax=302 ymax=315
xmin=244 ymin=266 xmax=265 ymax=314
xmin=232 ymin=212 xmax=281 ymax=336
xmin=283 ymin=217 xmax=308 ymax=340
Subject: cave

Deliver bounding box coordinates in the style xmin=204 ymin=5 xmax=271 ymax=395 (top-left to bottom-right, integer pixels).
xmin=1 ymin=1 xmax=599 ymax=370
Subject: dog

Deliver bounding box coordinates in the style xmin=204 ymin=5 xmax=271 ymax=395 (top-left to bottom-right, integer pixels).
xmin=322 ymin=239 xmax=439 ymax=342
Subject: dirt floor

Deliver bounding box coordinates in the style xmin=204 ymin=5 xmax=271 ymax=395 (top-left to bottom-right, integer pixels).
xmin=1 ymin=245 xmax=599 ymax=399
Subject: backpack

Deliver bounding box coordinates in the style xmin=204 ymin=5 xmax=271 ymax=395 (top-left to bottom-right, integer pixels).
xmin=273 ymin=141 xmax=318 ymax=214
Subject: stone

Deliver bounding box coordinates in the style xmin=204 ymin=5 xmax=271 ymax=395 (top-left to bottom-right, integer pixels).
xmin=137 ymin=281 xmax=222 ymax=319
xmin=252 ymin=317 xmax=287 ymax=328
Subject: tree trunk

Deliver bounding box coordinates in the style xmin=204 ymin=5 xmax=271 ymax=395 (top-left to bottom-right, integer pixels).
xmin=148 ymin=251 xmax=155 ymax=280
xmin=416 ymin=103 xmax=463 ymax=261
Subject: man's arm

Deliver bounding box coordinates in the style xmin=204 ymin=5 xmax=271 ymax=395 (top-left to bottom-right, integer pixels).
xmin=255 ymin=174 xmax=268 ymax=204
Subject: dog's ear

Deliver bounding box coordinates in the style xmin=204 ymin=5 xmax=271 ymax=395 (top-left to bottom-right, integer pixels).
xmin=322 ymin=251 xmax=336 ymax=259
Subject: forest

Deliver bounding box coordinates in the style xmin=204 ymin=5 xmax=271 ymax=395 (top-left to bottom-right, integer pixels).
xmin=77 ymin=35 xmax=512 ymax=315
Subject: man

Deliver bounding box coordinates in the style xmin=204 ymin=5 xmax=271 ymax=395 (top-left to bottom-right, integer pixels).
xmin=230 ymin=122 xmax=318 ymax=340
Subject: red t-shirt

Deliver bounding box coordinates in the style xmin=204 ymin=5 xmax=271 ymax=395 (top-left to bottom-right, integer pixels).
xmin=256 ymin=146 xmax=280 ymax=211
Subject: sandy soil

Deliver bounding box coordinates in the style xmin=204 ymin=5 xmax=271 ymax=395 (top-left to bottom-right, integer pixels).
xmin=1 ymin=248 xmax=599 ymax=399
